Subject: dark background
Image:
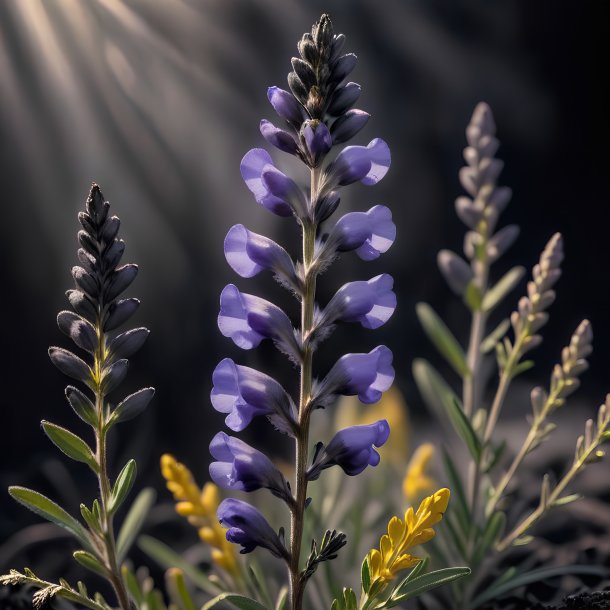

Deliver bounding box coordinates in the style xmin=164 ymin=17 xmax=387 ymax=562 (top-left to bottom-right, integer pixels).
xmin=0 ymin=0 xmax=608 ymax=574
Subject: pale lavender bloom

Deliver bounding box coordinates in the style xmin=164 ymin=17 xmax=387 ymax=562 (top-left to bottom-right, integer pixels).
xmin=319 ymin=274 xmax=396 ymax=330
xmin=217 ymin=498 xmax=288 ymax=558
xmin=261 ymin=163 xmax=309 ymax=218
xmin=210 ymin=432 xmax=292 ymax=502
xmin=314 ymin=345 xmax=394 ymax=405
xmin=218 ymin=284 xmax=300 ymax=359
xmin=324 ymin=205 xmax=395 ymax=261
xmin=307 ymin=420 xmax=390 ymax=479
xmin=267 ymin=86 xmax=307 ymax=124
xmin=260 ymin=120 xmax=298 ymax=155
xmin=302 ymin=120 xmax=332 ymax=165
xmin=325 ymin=138 xmax=391 ymax=187
xmin=211 ymin=358 xmax=297 ymax=434
xmin=224 ymin=224 xmax=300 ymax=291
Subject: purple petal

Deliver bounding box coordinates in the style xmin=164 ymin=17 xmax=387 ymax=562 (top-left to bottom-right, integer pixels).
xmin=302 ymin=120 xmax=332 ymax=165
xmin=326 ymin=139 xmax=391 ymax=187
xmin=267 ymin=86 xmax=306 ymax=124
xmin=261 ymin=165 xmax=309 ymax=219
xmin=218 ymin=284 xmax=265 ymax=349
xmin=260 ymin=120 xmax=298 ymax=155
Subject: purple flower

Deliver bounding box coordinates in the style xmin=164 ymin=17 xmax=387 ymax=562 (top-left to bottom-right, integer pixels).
xmin=260 ymin=120 xmax=298 ymax=155
xmin=324 ymin=205 xmax=395 ymax=261
xmin=325 ymin=138 xmax=391 ymax=187
xmin=318 ymin=274 xmax=396 ymax=330
xmin=211 ymin=358 xmax=297 ymax=433
xmin=210 ymin=432 xmax=292 ymax=502
xmin=267 ymin=86 xmax=306 ymax=124
xmin=302 ymin=120 xmax=332 ymax=166
xmin=307 ymin=420 xmax=390 ymax=480
xmin=224 ymin=224 xmax=300 ymax=291
xmin=314 ymin=345 xmax=394 ymax=405
xmin=217 ymin=498 xmax=288 ymax=559
xmin=218 ymin=284 xmax=300 ymax=360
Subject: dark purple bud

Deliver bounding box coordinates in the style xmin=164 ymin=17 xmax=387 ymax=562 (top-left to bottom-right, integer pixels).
xmin=72 ymin=266 xmax=98 ymax=298
xmin=101 ymin=216 xmax=120 ymax=243
xmin=57 ymin=311 xmax=97 ymax=353
xmin=101 ymin=359 xmax=129 ymax=394
xmin=328 ymin=82 xmax=361 ymax=116
xmin=112 ymin=387 xmax=155 ymax=423
xmin=104 ymin=239 xmax=125 ymax=270
xmin=301 ymin=120 xmax=332 ymax=166
xmin=105 ymin=264 xmax=138 ymax=302
xmin=314 ymin=191 xmax=340 ymax=223
xmin=330 ymin=53 xmax=357 ymax=83
xmin=437 ymin=250 xmax=474 ymax=296
xmin=107 ymin=328 xmax=150 ymax=360
xmin=218 ymin=284 xmax=300 ymax=360
xmin=211 ymin=358 xmax=297 ymax=434
xmin=291 ymin=57 xmax=316 ymax=89
xmin=104 ymin=298 xmax=140 ymax=332
xmin=65 ymin=386 xmax=96 ymax=426
xmin=330 ymin=109 xmax=370 ymax=144
xmin=319 ymin=274 xmax=396 ymax=330
xmin=224 ymin=225 xmax=299 ymax=291
xmin=326 ymin=205 xmax=395 ymax=261
xmin=307 ymin=420 xmax=390 ymax=480
xmin=240 ymin=149 xmax=293 ymax=217
xmin=455 ymin=196 xmax=482 ymax=229
xmin=326 ymin=139 xmax=391 ymax=187
xmin=49 ymin=347 xmax=93 ymax=384
xmin=314 ymin=346 xmax=394 ymax=405
xmin=261 ymin=165 xmax=309 ymax=219
xmin=217 ymin=498 xmax=288 ymax=559
xmin=210 ymin=432 xmax=292 ymax=502
xmin=267 ymin=86 xmax=306 ymax=124
xmin=260 ymin=120 xmax=298 ymax=155
xmin=66 ymin=289 xmax=97 ymax=322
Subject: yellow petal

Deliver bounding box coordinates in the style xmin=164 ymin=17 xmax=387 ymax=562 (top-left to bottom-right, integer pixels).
xmin=388 ymin=516 xmax=405 ymax=547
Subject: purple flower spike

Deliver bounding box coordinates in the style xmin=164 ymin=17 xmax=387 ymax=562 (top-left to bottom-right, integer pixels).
xmin=302 ymin=120 xmax=332 ymax=166
xmin=218 ymin=498 xmax=288 ymax=559
xmin=241 ymin=149 xmax=293 ymax=217
xmin=327 ymin=205 xmax=396 ymax=261
xmin=267 ymin=86 xmax=306 ymax=124
xmin=307 ymin=420 xmax=390 ymax=480
xmin=224 ymin=224 xmax=299 ymax=290
xmin=218 ymin=285 xmax=300 ymax=360
xmin=260 ymin=120 xmax=298 ymax=155
xmin=211 ymin=358 xmax=297 ymax=434
xmin=326 ymin=138 xmax=391 ymax=187
xmin=261 ymin=165 xmax=309 ymax=219
xmin=320 ymin=274 xmax=396 ymax=330
xmin=210 ymin=432 xmax=292 ymax=502
xmin=314 ymin=345 xmax=394 ymax=405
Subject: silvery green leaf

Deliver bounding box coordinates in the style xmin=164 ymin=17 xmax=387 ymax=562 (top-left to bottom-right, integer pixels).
xmin=116 ymin=488 xmax=156 ymax=562
xmin=8 ymin=487 xmax=91 ymax=549
xmin=42 ymin=421 xmax=98 ymax=472
xmin=57 ymin=311 xmax=97 ymax=353
xmin=447 ymin=397 xmax=481 ymax=461
xmin=65 ymin=386 xmax=97 ymax=426
xmin=100 ymin=359 xmax=129 ymax=394
xmin=275 ymin=587 xmax=288 ymax=610
xmin=107 ymin=327 xmax=149 ymax=359
xmin=482 ymin=266 xmax=526 ymax=313
xmin=80 ymin=503 xmax=102 ymax=533
xmin=105 ymin=264 xmax=138 ymax=302
xmin=49 ymin=347 xmax=93 ymax=384
xmin=109 ymin=459 xmax=137 ymax=514
xmin=481 ymin=319 xmax=510 ymax=354
xmin=416 ymin=302 xmax=470 ymax=378
xmin=201 ymin=594 xmax=268 ymax=610
xmin=73 ymin=551 xmax=109 ymax=577
xmin=104 ymin=298 xmax=140 ymax=332
xmin=386 ymin=567 xmax=471 ymax=606
xmin=110 ymin=387 xmax=155 ymax=425
xmin=441 ymin=448 xmax=470 ymax=529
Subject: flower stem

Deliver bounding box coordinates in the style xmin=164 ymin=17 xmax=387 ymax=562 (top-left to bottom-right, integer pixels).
xmin=289 ymin=168 xmax=320 ymax=610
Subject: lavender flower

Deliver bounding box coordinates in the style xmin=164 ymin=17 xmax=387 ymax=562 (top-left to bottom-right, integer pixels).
xmin=307 ymin=421 xmax=390 ymax=480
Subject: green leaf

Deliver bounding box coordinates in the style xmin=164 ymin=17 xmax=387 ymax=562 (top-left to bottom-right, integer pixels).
xmin=201 ymin=593 xmax=268 ymax=610
xmin=80 ymin=503 xmax=101 ymax=534
xmin=482 ymin=267 xmax=526 ymax=313
xmin=416 ymin=303 xmax=470 ymax=378
xmin=552 ymin=493 xmax=582 ymax=507
xmin=412 ymin=358 xmax=460 ymax=421
xmin=387 ymin=567 xmax=471 ymax=606
xmin=41 ymin=421 xmax=98 ymax=473
xmin=122 ymin=565 xmax=144 ymax=605
xmin=275 ymin=587 xmax=288 ymax=610
xmin=73 ymin=551 xmax=109 ymax=577
xmin=9 ymin=487 xmax=91 ymax=549
xmin=109 ymin=459 xmax=137 ymax=514
xmin=448 ymin=397 xmax=482 ymax=461
xmin=166 ymin=568 xmax=196 ymax=610
xmin=393 ymin=557 xmax=428 ymax=591
xmin=464 ymin=281 xmax=483 ymax=311
xmin=441 ymin=448 xmax=470 ymax=529
xmin=512 ymin=360 xmax=535 ymax=378
xmin=473 ymin=511 xmax=506 ymax=564
xmin=481 ymin=319 xmax=511 ymax=354
xmin=470 ymin=565 xmax=607 ymax=608
xmin=116 ymin=488 xmax=156 ymax=563
xmin=138 ymin=535 xmax=222 ymax=595
xmin=360 ymin=555 xmax=371 ymax=594
xmin=248 ymin=561 xmax=273 ymax=609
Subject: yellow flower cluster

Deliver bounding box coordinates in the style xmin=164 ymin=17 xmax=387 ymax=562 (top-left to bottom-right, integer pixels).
xmin=367 ymin=488 xmax=450 ymax=588
xmin=402 ymin=443 xmax=437 ymax=502
xmin=160 ymin=454 xmax=238 ymax=576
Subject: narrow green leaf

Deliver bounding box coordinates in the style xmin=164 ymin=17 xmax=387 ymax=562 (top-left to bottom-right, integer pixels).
xmin=464 ymin=281 xmax=483 ymax=311
xmin=473 ymin=511 xmax=506 ymax=564
xmin=138 ymin=535 xmax=222 ymax=595
xmin=412 ymin=359 xmax=460 ymax=421
xmin=387 ymin=567 xmax=471 ymax=605
xmin=416 ymin=303 xmax=470 ymax=378
xmin=73 ymin=551 xmax=109 ymax=577
xmin=396 ymin=556 xmax=428 ymax=588
xmin=481 ymin=319 xmax=511 ymax=354
xmin=441 ymin=448 xmax=470 ymax=529
xmin=9 ymin=487 xmax=91 ymax=548
xmin=41 ymin=421 xmax=98 ymax=473
xmin=512 ymin=360 xmax=535 ymax=377
xmin=116 ymin=488 xmax=156 ymax=562
xmin=248 ymin=561 xmax=273 ymax=609
xmin=166 ymin=568 xmax=196 ymax=610
xmin=122 ymin=565 xmax=144 ymax=605
xmin=512 ymin=535 xmax=534 ymax=547
xmin=482 ymin=266 xmax=526 ymax=313
xmin=201 ymin=593 xmax=268 ymax=610
xmin=448 ymin=398 xmax=481 ymax=461
xmin=470 ymin=565 xmax=606 ymax=608
xmin=275 ymin=587 xmax=288 ymax=610
xmin=80 ymin=504 xmax=101 ymax=534
xmin=443 ymin=511 xmax=468 ymax=561
xmin=109 ymin=459 xmax=137 ymax=514
xmin=361 ymin=555 xmax=371 ymax=594
xmin=552 ymin=493 xmax=582 ymax=507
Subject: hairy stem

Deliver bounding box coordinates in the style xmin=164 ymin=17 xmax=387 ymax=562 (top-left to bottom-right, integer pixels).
xmin=289 ymin=169 xmax=320 ymax=610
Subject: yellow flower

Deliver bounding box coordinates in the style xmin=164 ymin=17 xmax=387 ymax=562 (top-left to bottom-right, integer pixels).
xmin=402 ymin=443 xmax=437 ymax=502
xmin=160 ymin=454 xmax=238 ymax=577
xmin=366 ymin=488 xmax=450 ymax=589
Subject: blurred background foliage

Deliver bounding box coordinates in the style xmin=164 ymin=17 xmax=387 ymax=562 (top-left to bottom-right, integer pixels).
xmin=0 ymin=0 xmax=608 ymax=600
